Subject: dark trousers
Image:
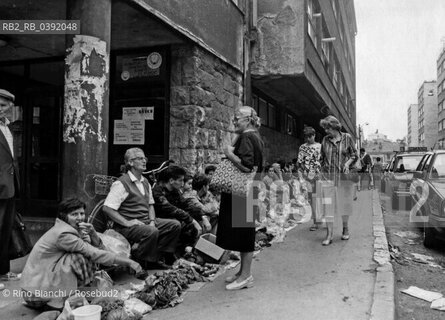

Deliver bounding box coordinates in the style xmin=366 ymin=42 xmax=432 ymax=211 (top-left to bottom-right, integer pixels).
xmin=0 ymin=198 xmax=15 ymax=274
xmin=178 ymin=220 xmax=199 ymax=252
xmin=115 ymin=218 xmax=180 ymax=263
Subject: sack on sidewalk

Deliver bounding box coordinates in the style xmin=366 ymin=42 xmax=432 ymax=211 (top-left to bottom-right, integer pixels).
xmin=313 ymin=180 xmax=337 ymax=223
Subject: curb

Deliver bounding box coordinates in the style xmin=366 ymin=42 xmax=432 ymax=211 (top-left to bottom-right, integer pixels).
xmin=369 ymin=190 xmax=395 ymax=320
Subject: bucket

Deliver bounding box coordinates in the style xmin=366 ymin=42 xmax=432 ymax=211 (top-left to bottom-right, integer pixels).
xmin=71 ymin=305 xmax=102 ymax=320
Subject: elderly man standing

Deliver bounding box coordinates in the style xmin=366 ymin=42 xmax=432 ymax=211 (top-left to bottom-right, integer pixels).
xmin=0 ymin=89 xmax=20 ymax=283
xmin=103 ymin=148 xmax=181 ymax=269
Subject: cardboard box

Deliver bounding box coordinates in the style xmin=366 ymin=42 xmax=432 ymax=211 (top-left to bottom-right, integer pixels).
xmin=194 ymin=233 xmax=225 ymax=262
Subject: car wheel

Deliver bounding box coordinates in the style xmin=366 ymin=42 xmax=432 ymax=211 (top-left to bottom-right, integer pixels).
xmin=424 ymin=222 xmax=437 ymax=248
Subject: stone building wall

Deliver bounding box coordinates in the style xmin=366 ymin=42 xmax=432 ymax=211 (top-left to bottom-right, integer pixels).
xmin=169 ymin=44 xmax=243 ymax=173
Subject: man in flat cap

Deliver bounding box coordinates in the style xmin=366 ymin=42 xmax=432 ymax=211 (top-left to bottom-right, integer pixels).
xmin=0 ymin=89 xmax=21 ymax=283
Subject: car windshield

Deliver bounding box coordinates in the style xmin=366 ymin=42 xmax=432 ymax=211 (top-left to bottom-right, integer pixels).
xmin=394 ymin=155 xmax=423 ymax=172
xmin=430 ymin=154 xmax=445 ymax=179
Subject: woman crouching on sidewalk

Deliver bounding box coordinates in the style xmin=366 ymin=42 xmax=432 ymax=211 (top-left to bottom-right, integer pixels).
xmin=20 ymin=197 xmax=143 ymax=308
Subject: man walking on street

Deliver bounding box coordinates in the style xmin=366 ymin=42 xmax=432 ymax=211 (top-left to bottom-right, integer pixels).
xmin=0 ymin=89 xmax=21 ymax=284
xmin=103 ymin=148 xmax=181 ymax=269
xmin=358 ymin=148 xmax=373 ymax=191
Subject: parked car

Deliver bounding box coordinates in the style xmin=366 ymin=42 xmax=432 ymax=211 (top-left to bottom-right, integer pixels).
xmin=383 ymin=151 xmax=426 ymax=210
xmin=410 ymin=150 xmax=445 ymax=247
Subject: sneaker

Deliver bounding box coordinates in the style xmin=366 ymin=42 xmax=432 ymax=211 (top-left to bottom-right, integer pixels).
xmin=225 ymin=275 xmax=254 ymax=290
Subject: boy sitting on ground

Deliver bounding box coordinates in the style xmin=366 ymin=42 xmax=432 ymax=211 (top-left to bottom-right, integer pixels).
xmin=182 ymin=174 xmax=219 ymax=234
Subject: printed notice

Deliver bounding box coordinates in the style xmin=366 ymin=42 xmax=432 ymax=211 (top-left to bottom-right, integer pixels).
xmin=139 ymin=107 xmax=154 ymax=120
xmin=113 ymin=120 xmax=145 ymax=145
xmin=122 ymin=107 xmax=154 ymax=121
xmin=122 ymin=107 xmax=140 ymax=121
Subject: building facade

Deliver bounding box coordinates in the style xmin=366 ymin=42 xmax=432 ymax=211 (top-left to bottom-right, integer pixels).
xmin=407 ymin=104 xmax=419 ymax=147
xmin=0 ymin=0 xmax=357 ymax=220
xmin=251 ymin=0 xmax=357 ymax=144
xmin=437 ymin=47 xmax=445 ymax=148
xmin=417 ymin=81 xmax=437 ymax=149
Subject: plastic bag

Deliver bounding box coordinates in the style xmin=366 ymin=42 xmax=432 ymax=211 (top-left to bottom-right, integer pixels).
xmin=92 ymin=270 xmax=113 ymax=290
xmin=124 ymin=297 xmax=152 ymax=315
xmin=56 ymin=295 xmax=89 ymax=320
xmin=99 ymin=229 xmax=131 ymax=259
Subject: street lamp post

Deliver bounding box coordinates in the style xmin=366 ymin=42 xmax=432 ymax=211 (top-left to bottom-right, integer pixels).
xmin=358 ymin=122 xmax=369 ymax=150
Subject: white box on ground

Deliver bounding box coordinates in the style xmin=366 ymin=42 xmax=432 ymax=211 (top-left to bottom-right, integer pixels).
xmin=194 ymin=233 xmax=225 ymax=261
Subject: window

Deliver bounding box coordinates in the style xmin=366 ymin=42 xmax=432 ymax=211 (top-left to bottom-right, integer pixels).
xmin=251 ymin=94 xmax=259 ymax=114
xmin=321 ymin=19 xmax=331 ymax=66
xmin=332 ymin=55 xmax=339 ymax=89
xmin=268 ymin=103 xmax=276 ymax=129
xmin=258 ymin=98 xmax=268 ymax=126
xmin=253 ymin=92 xmax=281 ymax=130
xmin=286 ymin=113 xmax=297 ymax=137
xmin=331 ymin=0 xmax=338 ymax=19
xmin=307 ymin=0 xmax=320 ymax=48
xmin=440 ymin=119 xmax=445 ymax=131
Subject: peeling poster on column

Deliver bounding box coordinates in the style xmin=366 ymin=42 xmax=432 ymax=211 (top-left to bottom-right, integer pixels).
xmin=113 ymin=119 xmax=145 ymax=145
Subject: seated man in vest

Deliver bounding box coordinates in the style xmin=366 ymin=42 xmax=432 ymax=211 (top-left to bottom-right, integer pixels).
xmin=152 ymin=165 xmax=202 ymax=253
xmin=103 ymin=148 xmax=181 ymax=269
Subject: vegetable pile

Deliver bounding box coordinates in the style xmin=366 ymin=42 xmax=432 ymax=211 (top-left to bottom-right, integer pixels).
xmin=132 ymin=259 xmax=219 ymax=309
xmin=91 ymin=298 xmax=142 ymax=320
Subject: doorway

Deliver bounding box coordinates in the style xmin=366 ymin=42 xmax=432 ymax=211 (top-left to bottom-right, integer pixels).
xmin=0 ymin=59 xmax=64 ymax=218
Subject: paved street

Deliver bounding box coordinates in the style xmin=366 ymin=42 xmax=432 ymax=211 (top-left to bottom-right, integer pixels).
xmin=1 ymin=190 xmax=380 ymax=320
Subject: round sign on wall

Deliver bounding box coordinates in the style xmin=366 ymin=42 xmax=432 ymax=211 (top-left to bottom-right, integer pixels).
xmin=121 ymin=70 xmax=130 ymax=81
xmin=147 ymin=52 xmax=162 ymax=69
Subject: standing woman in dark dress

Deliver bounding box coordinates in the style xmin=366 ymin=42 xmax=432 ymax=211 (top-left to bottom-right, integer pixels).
xmin=216 ymin=106 xmax=264 ymax=291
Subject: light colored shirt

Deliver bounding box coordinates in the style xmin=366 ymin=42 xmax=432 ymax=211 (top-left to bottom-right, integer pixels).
xmin=21 ymin=218 xmax=116 ymax=294
xmin=297 ymin=142 xmax=321 ymax=180
xmin=0 ymin=118 xmax=14 ymax=157
xmin=104 ymin=171 xmax=154 ymax=210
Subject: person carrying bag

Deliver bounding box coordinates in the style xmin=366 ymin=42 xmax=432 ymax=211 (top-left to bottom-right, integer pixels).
xmin=9 ymin=212 xmax=33 ymax=260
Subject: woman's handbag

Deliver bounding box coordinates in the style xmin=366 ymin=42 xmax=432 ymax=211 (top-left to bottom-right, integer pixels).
xmin=9 ymin=212 xmax=33 ymax=260
xmin=313 ymin=180 xmax=338 ymax=223
xmin=210 ymin=158 xmax=258 ymax=197
xmin=346 ymin=158 xmax=361 ymax=183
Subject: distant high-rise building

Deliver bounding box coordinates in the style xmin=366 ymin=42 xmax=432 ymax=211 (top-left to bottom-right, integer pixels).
xmin=418 ymin=81 xmax=437 ymax=149
xmin=407 ymin=104 xmax=419 ymax=147
xmin=437 ymin=45 xmax=445 ymax=148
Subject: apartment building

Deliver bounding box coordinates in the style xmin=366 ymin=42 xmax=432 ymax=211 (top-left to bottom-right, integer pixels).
xmin=407 ymin=104 xmax=419 ymax=147
xmin=418 ymin=81 xmax=437 ymax=149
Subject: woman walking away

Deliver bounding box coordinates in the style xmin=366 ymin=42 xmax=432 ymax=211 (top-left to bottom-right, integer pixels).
xmin=319 ymin=115 xmax=358 ymax=246
xmin=297 ymin=126 xmax=321 ymax=231
xmin=216 ymin=106 xmax=264 ymax=290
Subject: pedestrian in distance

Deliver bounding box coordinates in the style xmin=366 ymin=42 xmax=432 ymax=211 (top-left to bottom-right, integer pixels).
xmin=216 ymin=105 xmax=264 ymax=290
xmin=358 ymin=148 xmax=373 ymax=190
xmin=296 ymin=126 xmax=321 ymax=231
xmin=372 ymin=157 xmax=384 ymax=191
xmin=319 ymin=115 xmax=358 ymax=246
xmin=0 ymin=89 xmax=21 ymax=284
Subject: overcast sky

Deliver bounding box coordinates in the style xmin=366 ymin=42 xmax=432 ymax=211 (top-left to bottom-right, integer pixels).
xmin=355 ymin=0 xmax=445 ymax=141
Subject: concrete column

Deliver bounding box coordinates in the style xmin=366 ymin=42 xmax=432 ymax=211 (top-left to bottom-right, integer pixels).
xmin=62 ymin=0 xmax=111 ymax=201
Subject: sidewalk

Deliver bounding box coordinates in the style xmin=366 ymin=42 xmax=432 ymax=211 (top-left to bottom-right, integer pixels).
xmin=154 ymin=189 xmax=383 ymax=320
xmin=1 ymin=189 xmax=393 ymax=320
